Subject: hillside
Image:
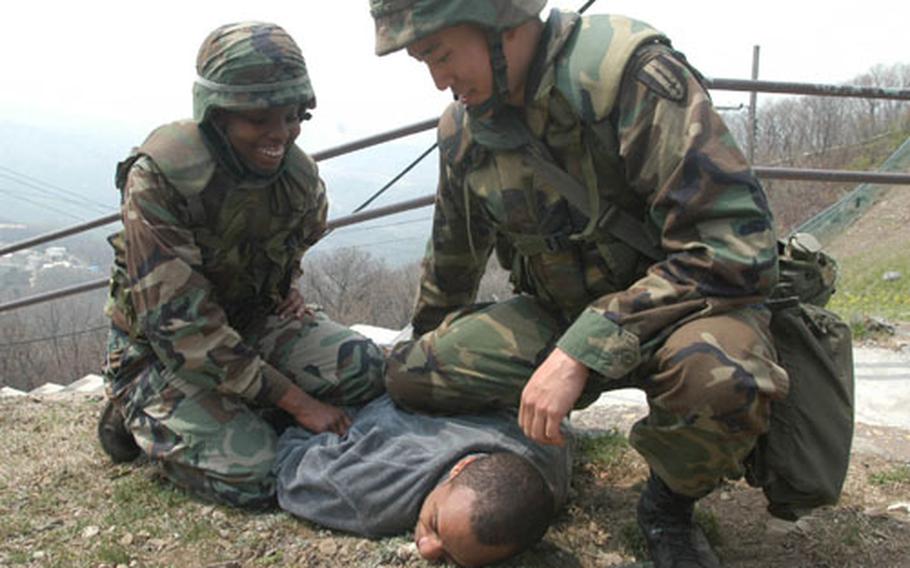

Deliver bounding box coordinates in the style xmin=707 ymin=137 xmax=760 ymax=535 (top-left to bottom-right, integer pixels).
xmin=826 ymin=179 xmax=910 ymax=263
xmin=818 ymin=133 xmax=910 ymax=333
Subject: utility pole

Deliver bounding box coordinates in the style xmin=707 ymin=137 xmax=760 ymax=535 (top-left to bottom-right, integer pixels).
xmin=748 ymin=45 xmax=760 ymax=164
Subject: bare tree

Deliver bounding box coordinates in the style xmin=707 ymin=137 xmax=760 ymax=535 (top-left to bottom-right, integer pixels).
xmin=302 ymin=248 xmax=419 ymax=329
xmin=720 ymin=62 xmax=910 ymax=233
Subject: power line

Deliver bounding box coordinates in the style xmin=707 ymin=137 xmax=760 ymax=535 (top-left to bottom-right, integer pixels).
xmin=0 ymin=187 xmax=87 ymax=221
xmin=0 ymin=165 xmax=111 ymax=213
xmin=314 ymin=235 xmax=427 ymax=254
xmin=351 ymin=143 xmax=438 ymax=214
xmin=0 ymin=324 xmax=108 ymax=349
xmin=330 ymin=215 xmax=430 ymax=235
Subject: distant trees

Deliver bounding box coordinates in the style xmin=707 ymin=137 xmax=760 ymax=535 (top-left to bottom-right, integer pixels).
xmin=728 ymin=63 xmax=910 ymax=165
xmin=301 ymin=247 xmax=515 ymax=331
xmin=0 ymin=290 xmax=107 ymax=392
xmin=725 ymin=62 xmax=910 ymax=232
xmin=301 ymin=247 xmax=417 ymax=330
xmin=0 ymin=232 xmax=111 ymax=391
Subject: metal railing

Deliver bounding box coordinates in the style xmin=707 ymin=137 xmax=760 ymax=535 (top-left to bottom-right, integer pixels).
xmin=1 ymin=77 xmax=909 ymax=315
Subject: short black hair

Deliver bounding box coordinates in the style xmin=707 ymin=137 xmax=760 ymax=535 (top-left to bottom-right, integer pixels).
xmin=452 ymin=452 xmax=555 ymax=553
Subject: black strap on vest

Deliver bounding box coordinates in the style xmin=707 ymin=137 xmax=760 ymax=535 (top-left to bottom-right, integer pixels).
xmin=522 ymin=133 xmax=665 ymax=262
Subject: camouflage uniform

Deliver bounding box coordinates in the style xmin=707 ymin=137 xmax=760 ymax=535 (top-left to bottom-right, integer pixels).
xmin=376 ymin=8 xmax=788 ymax=498
xmin=102 ymin=22 xmax=385 ymax=507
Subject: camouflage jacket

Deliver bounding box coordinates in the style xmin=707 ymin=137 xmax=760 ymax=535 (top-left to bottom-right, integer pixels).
xmin=413 ymin=10 xmax=779 ymax=379
xmin=105 ymin=120 xmax=327 ymax=404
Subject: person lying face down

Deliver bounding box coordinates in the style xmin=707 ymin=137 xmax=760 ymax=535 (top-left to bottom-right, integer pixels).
xmin=273 ymin=394 xmax=573 ymax=566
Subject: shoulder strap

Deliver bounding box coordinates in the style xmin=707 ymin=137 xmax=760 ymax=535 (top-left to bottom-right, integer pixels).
xmin=138 ymin=120 xmax=217 ymax=198
xmin=128 ymin=120 xmax=216 ymax=227
xmin=554 ymin=14 xmax=668 ymax=122
xmin=522 ymin=128 xmax=665 ymax=261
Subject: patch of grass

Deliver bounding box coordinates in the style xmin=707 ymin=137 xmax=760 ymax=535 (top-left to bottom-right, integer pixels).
xmin=5 ymin=550 xmax=30 ymax=564
xmin=255 ymin=548 xmax=285 ymax=565
xmin=95 ymin=542 xmax=131 ymax=565
xmin=842 ymin=523 xmax=863 ymax=547
xmin=828 ymin=248 xmax=910 ymax=325
xmin=182 ymin=518 xmax=219 ymax=544
xmin=694 ymin=508 xmax=722 ymax=546
xmin=620 ymin=520 xmax=647 ymax=559
xmin=576 ymin=430 xmax=629 ymax=468
xmin=105 ymin=469 xmax=191 ymax=527
xmin=0 ymin=514 xmax=30 ymax=542
xmin=869 ymin=464 xmax=910 ymax=486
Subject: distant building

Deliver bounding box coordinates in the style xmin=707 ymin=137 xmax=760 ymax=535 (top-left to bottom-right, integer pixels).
xmin=0 ymin=245 xmax=93 ymax=294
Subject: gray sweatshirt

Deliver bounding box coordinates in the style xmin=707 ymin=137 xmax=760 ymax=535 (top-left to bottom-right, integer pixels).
xmin=274 ymin=394 xmax=573 ymax=537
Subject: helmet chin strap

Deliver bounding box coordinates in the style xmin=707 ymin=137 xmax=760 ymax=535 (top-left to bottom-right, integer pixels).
xmin=466 ymin=29 xmax=511 ymax=119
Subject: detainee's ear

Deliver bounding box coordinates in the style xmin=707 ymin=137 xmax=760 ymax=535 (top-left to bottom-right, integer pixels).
xmin=448 ymin=454 xmax=483 ymax=480
xmin=416 ymin=532 xmax=445 ymax=561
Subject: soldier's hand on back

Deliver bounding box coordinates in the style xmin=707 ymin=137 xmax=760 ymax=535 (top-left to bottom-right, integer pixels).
xmin=291 ymin=399 xmax=352 ymax=436
xmin=519 ymin=348 xmax=589 ymax=446
xmin=277 ymin=385 xmax=352 ymax=436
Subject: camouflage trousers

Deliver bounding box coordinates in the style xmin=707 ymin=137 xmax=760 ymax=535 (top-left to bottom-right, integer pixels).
xmin=387 ymin=296 xmax=788 ymax=497
xmin=103 ymin=309 xmax=385 ymax=508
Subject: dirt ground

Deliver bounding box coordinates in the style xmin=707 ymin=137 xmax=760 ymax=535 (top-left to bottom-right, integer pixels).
xmin=824 ymin=176 xmax=910 ymax=263
xmin=0 ymin=395 xmax=908 ymax=568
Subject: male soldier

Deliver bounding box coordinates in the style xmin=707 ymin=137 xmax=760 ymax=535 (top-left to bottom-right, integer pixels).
xmin=97 ymin=22 xmax=385 ymax=508
xmin=274 ymin=394 xmax=571 ymax=567
xmin=369 ymin=2 xmax=788 ymax=566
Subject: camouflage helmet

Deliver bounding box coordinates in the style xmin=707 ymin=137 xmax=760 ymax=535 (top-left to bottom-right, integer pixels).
xmin=193 ymin=21 xmax=316 ymax=123
xmin=370 ymin=0 xmax=546 ymax=56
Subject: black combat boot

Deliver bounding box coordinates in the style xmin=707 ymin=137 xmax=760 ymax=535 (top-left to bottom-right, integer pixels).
xmin=637 ymin=472 xmax=721 ymax=568
xmin=97 ymin=399 xmax=141 ymax=463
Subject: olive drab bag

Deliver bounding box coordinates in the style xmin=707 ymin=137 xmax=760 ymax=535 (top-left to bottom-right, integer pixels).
xmin=745 ymin=232 xmax=855 ymax=520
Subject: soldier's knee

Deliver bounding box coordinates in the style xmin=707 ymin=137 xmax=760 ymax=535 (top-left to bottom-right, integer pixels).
xmin=650 ymin=348 xmax=768 ymax=433
xmin=384 ymin=366 xmax=423 ymax=409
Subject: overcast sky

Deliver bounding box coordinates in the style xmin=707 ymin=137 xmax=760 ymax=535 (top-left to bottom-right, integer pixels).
xmin=1 ymin=0 xmax=906 ymax=151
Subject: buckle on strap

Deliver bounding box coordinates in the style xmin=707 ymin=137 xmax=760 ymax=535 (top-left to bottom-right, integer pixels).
xmin=506 ymin=231 xmax=576 ymax=256
xmin=543 ymin=233 xmax=573 ymax=253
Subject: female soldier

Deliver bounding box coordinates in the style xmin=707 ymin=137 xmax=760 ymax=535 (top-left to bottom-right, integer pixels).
xmin=98 ymin=21 xmax=385 ymax=507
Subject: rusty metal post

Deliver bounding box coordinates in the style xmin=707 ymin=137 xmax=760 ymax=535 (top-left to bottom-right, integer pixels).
xmin=748 ymin=45 xmax=760 ymax=164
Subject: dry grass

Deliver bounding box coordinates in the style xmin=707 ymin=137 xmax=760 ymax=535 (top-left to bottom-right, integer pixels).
xmin=1 ymin=396 xmax=909 ymax=567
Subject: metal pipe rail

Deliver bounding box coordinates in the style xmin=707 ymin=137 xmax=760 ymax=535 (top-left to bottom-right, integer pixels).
xmin=0 ymin=213 xmax=121 ymax=258
xmin=705 ymin=78 xmax=910 ymax=101
xmin=2 ymin=77 xmax=909 ymax=314
xmin=3 ymin=77 xmax=908 ymax=260
xmin=754 ymin=168 xmax=910 ymax=184
xmin=309 ymin=118 xmax=438 ymax=162
xmin=0 ymin=195 xmax=439 ymax=315
xmin=4 ymin=164 xmax=910 ymax=315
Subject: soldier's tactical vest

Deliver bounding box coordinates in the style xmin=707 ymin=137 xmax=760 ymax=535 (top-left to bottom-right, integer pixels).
xmin=439 ymin=12 xmax=669 ymax=316
xmin=106 ymin=120 xmax=321 ymax=335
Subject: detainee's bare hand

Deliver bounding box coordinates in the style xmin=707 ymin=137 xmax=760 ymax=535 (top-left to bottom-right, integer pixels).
xmin=276 ymin=288 xmax=313 ymax=320
xmin=519 ymin=347 xmax=589 ymax=446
